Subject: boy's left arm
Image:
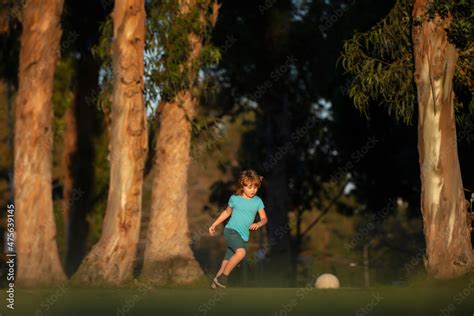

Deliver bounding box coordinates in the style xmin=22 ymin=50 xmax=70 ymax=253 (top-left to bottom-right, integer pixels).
xmin=250 ymin=208 xmax=268 ymax=230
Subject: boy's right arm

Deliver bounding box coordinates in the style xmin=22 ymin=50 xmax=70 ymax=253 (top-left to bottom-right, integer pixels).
xmin=209 ymin=206 xmax=232 ymax=236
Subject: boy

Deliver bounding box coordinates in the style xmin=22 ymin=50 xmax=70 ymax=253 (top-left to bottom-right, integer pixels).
xmin=208 ymin=170 xmax=268 ymax=288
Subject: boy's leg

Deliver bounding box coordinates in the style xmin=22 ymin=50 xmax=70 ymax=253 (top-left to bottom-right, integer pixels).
xmin=211 ymin=259 xmax=229 ymax=288
xmin=216 ymin=259 xmax=229 ymax=277
xmin=215 ymin=228 xmax=247 ymax=288
xmin=214 ymin=249 xmax=245 ymax=288
xmin=211 ymin=248 xmax=234 ymax=288
xmin=222 ymin=248 xmax=246 ymax=275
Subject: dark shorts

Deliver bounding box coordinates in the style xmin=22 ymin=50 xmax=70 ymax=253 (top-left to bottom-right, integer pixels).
xmin=223 ymin=227 xmax=248 ymax=260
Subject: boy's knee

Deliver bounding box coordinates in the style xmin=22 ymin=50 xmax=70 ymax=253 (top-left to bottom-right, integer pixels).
xmin=236 ymin=248 xmax=246 ymax=257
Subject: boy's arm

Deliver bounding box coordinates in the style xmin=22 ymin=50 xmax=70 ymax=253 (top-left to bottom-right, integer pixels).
xmin=256 ymin=208 xmax=268 ymax=228
xmin=211 ymin=206 xmax=233 ymax=227
xmin=250 ymin=208 xmax=267 ymax=231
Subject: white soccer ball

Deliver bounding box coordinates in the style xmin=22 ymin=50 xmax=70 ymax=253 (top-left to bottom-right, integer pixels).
xmin=315 ymin=273 xmax=340 ymax=289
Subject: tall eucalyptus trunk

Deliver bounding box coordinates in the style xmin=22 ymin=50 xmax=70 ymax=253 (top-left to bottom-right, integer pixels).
xmin=412 ymin=0 xmax=474 ymax=279
xmin=140 ymin=0 xmax=220 ymax=285
xmin=74 ymin=0 xmax=148 ymax=284
xmin=14 ymin=0 xmax=66 ymax=287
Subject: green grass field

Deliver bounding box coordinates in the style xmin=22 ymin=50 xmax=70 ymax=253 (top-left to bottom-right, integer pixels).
xmin=3 ymin=283 xmax=474 ymax=316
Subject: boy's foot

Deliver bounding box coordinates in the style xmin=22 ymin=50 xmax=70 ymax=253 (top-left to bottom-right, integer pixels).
xmin=213 ymin=275 xmax=228 ymax=288
xmin=210 ymin=281 xmax=217 ymax=289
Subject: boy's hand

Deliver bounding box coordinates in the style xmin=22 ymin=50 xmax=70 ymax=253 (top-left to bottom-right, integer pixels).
xmin=249 ymin=223 xmax=260 ymax=231
xmin=209 ymin=224 xmax=216 ymax=236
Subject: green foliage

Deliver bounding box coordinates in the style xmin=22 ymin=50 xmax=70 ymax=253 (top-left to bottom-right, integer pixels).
xmin=146 ymin=0 xmax=221 ymax=103
xmin=189 ymin=115 xmax=226 ymax=167
xmin=341 ymin=0 xmax=474 ymax=125
xmin=427 ymin=0 xmax=474 ymax=50
xmin=341 ymin=0 xmax=415 ymax=124
xmin=52 ymin=57 xmax=75 ymax=170
xmin=91 ymin=17 xmax=113 ymax=71
xmin=50 ymin=57 xmax=76 ymax=259
xmin=428 ymin=0 xmax=474 ymax=123
xmin=53 ymin=57 xmax=76 ymax=133
xmin=87 ymin=117 xmax=111 ymax=249
xmin=91 ymin=17 xmax=113 ymax=115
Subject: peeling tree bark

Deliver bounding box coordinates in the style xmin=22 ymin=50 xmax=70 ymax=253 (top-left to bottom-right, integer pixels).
xmin=412 ymin=0 xmax=474 ymax=279
xmin=14 ymin=0 xmax=66 ymax=287
xmin=140 ymin=0 xmax=220 ymax=285
xmin=73 ymin=0 xmax=148 ymax=285
xmin=140 ymin=90 xmax=204 ymax=285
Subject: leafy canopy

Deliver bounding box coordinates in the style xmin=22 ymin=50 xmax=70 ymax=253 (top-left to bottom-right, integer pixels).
xmin=341 ymin=0 xmax=474 ymax=125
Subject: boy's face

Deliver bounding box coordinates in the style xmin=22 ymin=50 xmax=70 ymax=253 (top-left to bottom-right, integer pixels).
xmin=243 ymin=181 xmax=259 ymax=198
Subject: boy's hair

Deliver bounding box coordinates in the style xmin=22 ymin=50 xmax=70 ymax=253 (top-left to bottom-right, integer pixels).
xmin=234 ymin=169 xmax=263 ymax=195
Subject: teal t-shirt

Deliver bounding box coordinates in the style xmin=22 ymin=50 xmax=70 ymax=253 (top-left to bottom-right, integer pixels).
xmin=224 ymin=194 xmax=265 ymax=242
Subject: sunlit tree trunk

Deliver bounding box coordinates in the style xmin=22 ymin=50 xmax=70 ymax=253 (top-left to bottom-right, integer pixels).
xmin=412 ymin=0 xmax=474 ymax=279
xmin=14 ymin=0 xmax=66 ymax=287
xmin=140 ymin=0 xmax=219 ymax=285
xmin=74 ymin=0 xmax=148 ymax=284
xmin=140 ymin=90 xmax=203 ymax=285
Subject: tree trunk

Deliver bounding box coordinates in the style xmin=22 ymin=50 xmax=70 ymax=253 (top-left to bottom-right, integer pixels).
xmin=73 ymin=0 xmax=148 ymax=285
xmin=62 ymin=0 xmax=107 ymax=277
xmin=139 ymin=0 xmax=218 ymax=285
xmin=261 ymin=91 xmax=294 ymax=287
xmin=63 ymin=53 xmax=101 ymax=276
xmin=140 ymin=91 xmax=204 ymax=285
xmin=412 ymin=0 xmax=474 ymax=279
xmin=14 ymin=0 xmax=66 ymax=287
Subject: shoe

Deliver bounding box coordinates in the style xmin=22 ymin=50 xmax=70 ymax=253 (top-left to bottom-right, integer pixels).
xmin=213 ymin=275 xmax=228 ymax=288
